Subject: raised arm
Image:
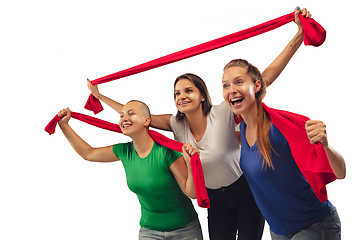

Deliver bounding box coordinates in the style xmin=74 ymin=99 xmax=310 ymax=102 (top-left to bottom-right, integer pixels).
xmin=87 ymin=80 xmax=173 ymax=131
xmin=262 ymin=7 xmax=311 ymax=87
xmin=305 ymin=120 xmax=346 ymax=179
xmin=58 ymin=108 xmax=120 ymax=162
xmin=87 ymin=80 xmax=125 ymax=113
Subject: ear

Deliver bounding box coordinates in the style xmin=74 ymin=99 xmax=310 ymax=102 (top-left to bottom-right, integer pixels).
xmin=144 ymin=117 xmax=151 ymax=127
xmin=254 ymin=80 xmax=261 ymax=93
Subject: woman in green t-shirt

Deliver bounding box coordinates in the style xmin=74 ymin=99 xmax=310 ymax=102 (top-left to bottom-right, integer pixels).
xmin=57 ymin=100 xmax=203 ymax=240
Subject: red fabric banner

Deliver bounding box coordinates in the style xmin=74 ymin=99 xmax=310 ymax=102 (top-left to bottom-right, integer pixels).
xmin=85 ymin=12 xmax=326 ymax=114
xmin=45 ymin=112 xmax=210 ymax=208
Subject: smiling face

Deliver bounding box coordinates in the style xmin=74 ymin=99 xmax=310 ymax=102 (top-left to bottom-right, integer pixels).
xmin=174 ymin=78 xmax=205 ymax=115
xmin=222 ymin=66 xmax=261 ymax=116
xmin=119 ymin=101 xmax=150 ymax=136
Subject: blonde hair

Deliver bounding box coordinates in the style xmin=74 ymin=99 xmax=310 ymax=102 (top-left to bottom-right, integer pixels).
xmin=224 ymin=59 xmax=275 ymax=170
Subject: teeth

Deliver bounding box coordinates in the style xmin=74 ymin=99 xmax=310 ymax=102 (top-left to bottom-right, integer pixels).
xmin=230 ymin=97 xmax=243 ymax=103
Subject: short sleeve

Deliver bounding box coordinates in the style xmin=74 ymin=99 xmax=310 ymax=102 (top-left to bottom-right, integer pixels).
xmin=212 ymin=101 xmax=236 ymax=128
xmin=165 ymin=147 xmax=183 ymax=167
xmin=271 ymin=125 xmax=291 ymax=149
xmin=112 ymin=142 xmax=132 ymax=161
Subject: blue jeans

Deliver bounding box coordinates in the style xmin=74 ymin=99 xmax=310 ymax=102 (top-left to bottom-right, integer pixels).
xmin=138 ymin=218 xmax=203 ymax=240
xmin=270 ymin=207 xmax=341 ymax=240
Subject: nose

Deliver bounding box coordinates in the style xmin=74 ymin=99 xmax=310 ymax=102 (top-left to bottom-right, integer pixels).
xmin=177 ymin=91 xmax=186 ymax=100
xmin=229 ymin=83 xmax=237 ymax=93
xmin=119 ymin=115 xmax=129 ymax=125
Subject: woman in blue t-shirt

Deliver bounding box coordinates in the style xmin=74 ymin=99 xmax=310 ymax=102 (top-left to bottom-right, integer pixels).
xmin=221 ymin=58 xmax=345 ymax=239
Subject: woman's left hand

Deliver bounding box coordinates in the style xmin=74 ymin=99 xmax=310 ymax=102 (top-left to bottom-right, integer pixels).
xmin=305 ymin=120 xmax=328 ymax=148
xmin=294 ymin=7 xmax=312 ymax=30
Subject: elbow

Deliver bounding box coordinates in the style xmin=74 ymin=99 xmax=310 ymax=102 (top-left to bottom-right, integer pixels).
xmin=188 ymin=194 xmax=197 ymax=200
xmin=337 ymin=168 xmax=346 ymax=180
xmin=188 ymin=188 xmax=197 ymax=199
xmin=83 ymin=157 xmax=94 ymax=162
xmin=335 ymin=161 xmax=346 ymax=180
xmin=83 ymin=156 xmax=99 ymax=162
xmin=80 ymin=150 xmax=96 ymax=162
xmin=81 ymin=155 xmax=93 ymax=162
xmin=184 ymin=187 xmax=197 ymax=199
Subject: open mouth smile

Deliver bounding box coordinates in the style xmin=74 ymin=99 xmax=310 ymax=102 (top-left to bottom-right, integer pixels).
xmin=179 ymin=101 xmax=190 ymax=107
xmin=230 ymin=97 xmax=244 ymax=107
xmin=121 ymin=123 xmax=132 ymax=130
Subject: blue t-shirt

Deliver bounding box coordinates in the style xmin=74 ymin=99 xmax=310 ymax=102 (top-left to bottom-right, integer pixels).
xmin=239 ymin=122 xmax=332 ymax=235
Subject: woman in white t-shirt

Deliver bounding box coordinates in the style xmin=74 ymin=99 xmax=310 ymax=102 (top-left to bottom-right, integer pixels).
xmin=87 ymin=7 xmax=311 ymax=240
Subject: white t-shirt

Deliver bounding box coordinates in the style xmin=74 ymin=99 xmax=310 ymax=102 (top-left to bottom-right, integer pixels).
xmin=170 ymin=101 xmax=242 ymax=189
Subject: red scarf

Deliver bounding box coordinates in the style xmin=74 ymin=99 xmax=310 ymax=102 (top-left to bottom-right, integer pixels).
xmin=45 ymin=112 xmax=210 ymax=208
xmin=236 ymin=103 xmax=337 ymax=203
xmin=85 ymin=12 xmax=326 ymax=114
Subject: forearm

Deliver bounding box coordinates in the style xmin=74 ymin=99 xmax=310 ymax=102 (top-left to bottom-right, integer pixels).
xmin=59 ymin=122 xmax=94 ymax=160
xmin=185 ymin=166 xmax=196 ymax=199
xmin=97 ymin=94 xmax=124 ymax=114
xmin=325 ymin=145 xmax=346 ymax=179
xmin=262 ymin=28 xmax=304 ymax=87
xmin=149 ymin=114 xmax=172 ymax=131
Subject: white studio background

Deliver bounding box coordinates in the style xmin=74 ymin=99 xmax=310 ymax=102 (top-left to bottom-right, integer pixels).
xmin=1 ymin=0 xmax=358 ymax=239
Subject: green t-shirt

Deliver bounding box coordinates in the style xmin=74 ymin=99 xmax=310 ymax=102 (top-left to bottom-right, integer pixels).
xmin=113 ymin=141 xmax=197 ymax=231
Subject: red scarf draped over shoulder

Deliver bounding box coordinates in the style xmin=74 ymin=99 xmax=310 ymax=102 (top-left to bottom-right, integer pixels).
xmin=236 ymin=103 xmax=337 ymax=203
xmin=45 ymin=112 xmax=210 ymax=208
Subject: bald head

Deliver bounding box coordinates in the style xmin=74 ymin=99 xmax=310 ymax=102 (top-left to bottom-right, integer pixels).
xmin=126 ymin=100 xmax=151 ymax=120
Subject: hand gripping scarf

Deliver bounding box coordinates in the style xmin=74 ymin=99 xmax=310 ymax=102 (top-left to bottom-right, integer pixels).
xmin=85 ymin=12 xmax=326 ymax=114
xmin=45 ymin=112 xmax=210 ymax=208
xmin=235 ymin=103 xmax=337 ymax=203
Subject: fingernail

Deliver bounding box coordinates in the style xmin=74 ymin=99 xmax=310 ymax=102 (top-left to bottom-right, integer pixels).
xmin=296 ymin=6 xmax=300 ymax=10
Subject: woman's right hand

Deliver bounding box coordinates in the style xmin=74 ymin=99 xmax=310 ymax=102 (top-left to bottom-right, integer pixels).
xmin=87 ymin=79 xmax=101 ymax=99
xmin=58 ymin=107 xmax=71 ymax=125
xmin=182 ymin=142 xmax=200 ymax=167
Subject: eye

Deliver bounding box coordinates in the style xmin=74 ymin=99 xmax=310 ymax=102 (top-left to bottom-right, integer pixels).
xmin=223 ymin=83 xmax=229 ymax=89
xmin=236 ymin=80 xmax=243 ymax=85
xmin=175 ymin=92 xmax=180 ymax=96
xmin=185 ymin=89 xmax=193 ymax=93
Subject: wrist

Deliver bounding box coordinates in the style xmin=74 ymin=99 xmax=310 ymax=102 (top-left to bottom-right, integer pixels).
xmin=186 ymin=161 xmax=192 ymax=170
xmin=93 ymin=93 xmax=102 ymax=99
xmin=58 ymin=120 xmax=70 ymax=128
xmin=296 ymin=27 xmax=304 ymax=40
xmin=323 ymin=144 xmax=331 ymax=152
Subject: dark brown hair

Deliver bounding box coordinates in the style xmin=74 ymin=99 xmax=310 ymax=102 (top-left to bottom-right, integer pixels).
xmin=174 ymin=73 xmax=212 ymax=121
xmin=224 ymin=59 xmax=275 ymax=170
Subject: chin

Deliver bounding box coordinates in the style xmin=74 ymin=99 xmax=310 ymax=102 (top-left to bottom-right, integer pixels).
xmin=232 ymin=108 xmax=243 ymax=116
xmin=177 ymin=107 xmax=192 ymax=116
xmin=121 ymin=129 xmax=131 ymax=136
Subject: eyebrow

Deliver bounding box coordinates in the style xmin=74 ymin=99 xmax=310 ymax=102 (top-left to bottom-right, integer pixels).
xmin=174 ymin=86 xmax=194 ymax=92
xmin=222 ymin=76 xmax=243 ymax=82
xmin=120 ymin=109 xmax=135 ymax=115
